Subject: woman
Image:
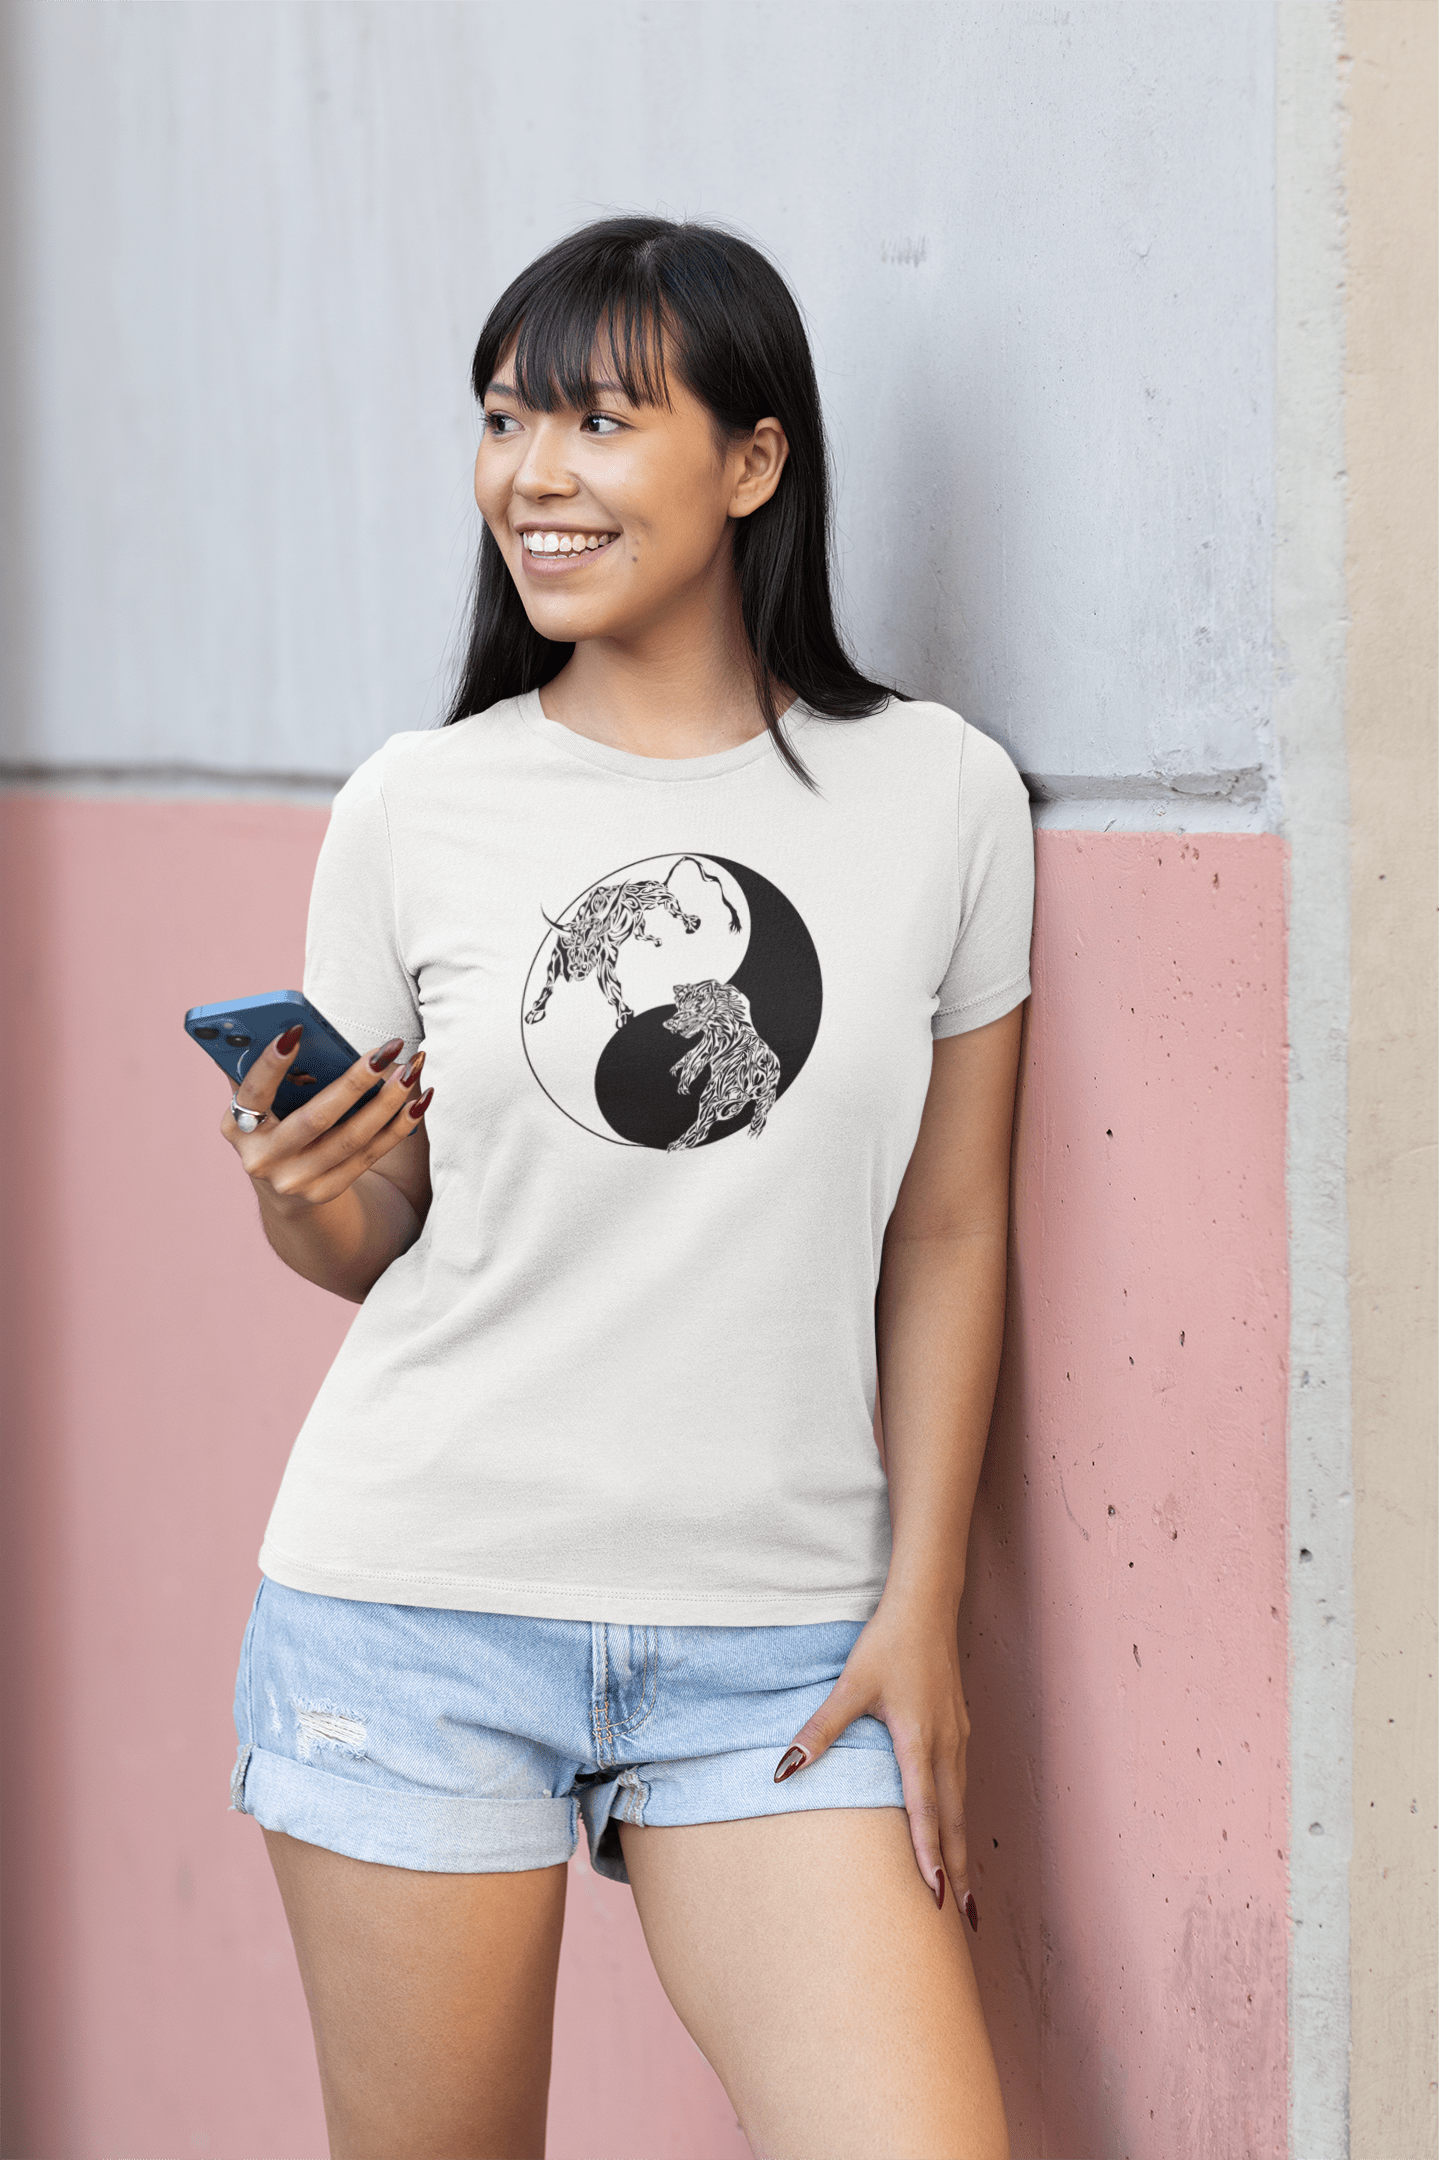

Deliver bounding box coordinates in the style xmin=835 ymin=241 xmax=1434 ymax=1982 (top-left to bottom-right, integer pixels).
xmin=224 ymin=215 xmax=1033 ymax=2160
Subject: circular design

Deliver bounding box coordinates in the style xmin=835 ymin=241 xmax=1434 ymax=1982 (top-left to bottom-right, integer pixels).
xmin=520 ymin=853 xmax=822 ymax=1150
xmin=230 ymin=1095 xmax=268 ymax=1134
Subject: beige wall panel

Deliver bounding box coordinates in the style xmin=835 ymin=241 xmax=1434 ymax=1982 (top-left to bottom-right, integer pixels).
xmin=1343 ymin=3 xmax=1439 ymax=2152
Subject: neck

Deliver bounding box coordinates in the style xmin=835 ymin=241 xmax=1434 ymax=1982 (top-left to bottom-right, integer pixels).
xmin=537 ymin=567 xmax=789 ymax=759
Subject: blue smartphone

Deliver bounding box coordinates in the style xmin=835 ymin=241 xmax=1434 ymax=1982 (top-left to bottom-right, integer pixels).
xmin=183 ymin=990 xmax=380 ymax=1120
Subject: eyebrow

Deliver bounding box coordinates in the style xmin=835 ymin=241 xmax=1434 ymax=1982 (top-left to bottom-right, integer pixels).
xmin=482 ymin=378 xmax=633 ymax=402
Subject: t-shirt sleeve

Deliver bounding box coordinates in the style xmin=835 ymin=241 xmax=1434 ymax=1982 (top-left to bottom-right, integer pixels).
xmin=302 ymin=751 xmax=423 ymax=1054
xmin=932 ymin=722 xmax=1035 ymax=1038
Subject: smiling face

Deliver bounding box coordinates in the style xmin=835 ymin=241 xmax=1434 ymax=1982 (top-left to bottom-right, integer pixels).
xmin=473 ymin=328 xmax=788 ymax=651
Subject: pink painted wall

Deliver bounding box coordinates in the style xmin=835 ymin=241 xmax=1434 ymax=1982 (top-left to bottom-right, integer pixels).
xmin=0 ymin=796 xmax=748 ymax=2160
xmin=0 ymin=799 xmax=1288 ymax=2159
xmin=964 ymin=833 xmax=1291 ymax=2156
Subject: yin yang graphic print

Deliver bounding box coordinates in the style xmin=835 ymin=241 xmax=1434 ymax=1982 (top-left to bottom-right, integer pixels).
xmin=520 ymin=854 xmax=822 ymax=1149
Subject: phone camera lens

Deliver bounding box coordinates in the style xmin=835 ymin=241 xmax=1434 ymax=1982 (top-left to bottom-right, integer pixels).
xmin=193 ymin=1026 xmax=219 ymax=1040
xmin=224 ymin=1033 xmax=251 ymax=1048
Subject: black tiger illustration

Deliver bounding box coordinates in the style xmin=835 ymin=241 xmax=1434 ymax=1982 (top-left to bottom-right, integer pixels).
xmin=663 ymin=978 xmax=782 ymax=1149
xmin=524 ymin=857 xmax=740 ymax=1030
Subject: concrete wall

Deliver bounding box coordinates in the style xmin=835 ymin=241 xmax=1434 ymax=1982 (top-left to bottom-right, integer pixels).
xmin=0 ymin=4 xmax=1429 ymax=2156
xmin=2 ymin=0 xmax=1278 ymax=807
xmin=1273 ymin=8 xmax=1353 ymax=2146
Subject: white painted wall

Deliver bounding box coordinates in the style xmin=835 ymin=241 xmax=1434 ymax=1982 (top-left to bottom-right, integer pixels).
xmin=3 ymin=0 xmax=1276 ymax=806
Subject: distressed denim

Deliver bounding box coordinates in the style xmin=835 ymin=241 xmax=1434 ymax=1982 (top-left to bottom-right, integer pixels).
xmin=231 ymin=1577 xmax=904 ymax=1881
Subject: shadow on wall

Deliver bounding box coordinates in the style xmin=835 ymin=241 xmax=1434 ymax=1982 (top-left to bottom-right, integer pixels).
xmin=850 ymin=306 xmax=985 ymax=720
xmin=969 ymin=1003 xmax=1139 ymax=2158
xmin=963 ymin=1079 xmax=1048 ymax=2148
xmin=963 ymin=993 xmax=1139 ymax=2160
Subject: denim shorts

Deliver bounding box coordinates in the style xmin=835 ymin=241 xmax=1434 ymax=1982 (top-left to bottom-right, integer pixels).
xmin=231 ymin=1578 xmax=905 ymax=1882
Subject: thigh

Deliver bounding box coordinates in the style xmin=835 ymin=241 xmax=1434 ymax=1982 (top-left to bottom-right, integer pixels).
xmin=619 ymin=1808 xmax=1009 ymax=2160
xmin=264 ymin=1829 xmax=568 ymax=2160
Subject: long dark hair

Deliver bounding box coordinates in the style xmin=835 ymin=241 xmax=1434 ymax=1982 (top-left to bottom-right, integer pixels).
xmin=443 ymin=214 xmax=904 ymax=784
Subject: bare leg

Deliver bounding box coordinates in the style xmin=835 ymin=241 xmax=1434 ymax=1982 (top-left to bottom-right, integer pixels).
xmin=263 ymin=1829 xmax=567 ymax=2160
xmin=619 ymin=1808 xmax=1008 ymax=2160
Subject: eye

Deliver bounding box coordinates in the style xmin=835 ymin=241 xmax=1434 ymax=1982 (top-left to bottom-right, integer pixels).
xmin=483 ymin=410 xmax=519 ymax=437
xmin=580 ymin=412 xmax=624 ymax=436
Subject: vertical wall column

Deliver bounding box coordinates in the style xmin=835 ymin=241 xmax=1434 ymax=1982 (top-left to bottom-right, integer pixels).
xmin=1275 ymin=7 xmax=1353 ymax=2150
xmin=1342 ymin=5 xmax=1439 ymax=2152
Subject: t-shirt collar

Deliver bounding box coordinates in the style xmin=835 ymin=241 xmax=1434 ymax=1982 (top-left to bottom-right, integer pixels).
xmin=516 ymin=686 xmax=809 ymax=782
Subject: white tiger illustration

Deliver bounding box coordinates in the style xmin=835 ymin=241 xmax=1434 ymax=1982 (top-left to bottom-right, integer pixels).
xmin=525 ymin=857 xmax=739 ymax=1030
xmin=664 ymin=978 xmax=781 ymax=1149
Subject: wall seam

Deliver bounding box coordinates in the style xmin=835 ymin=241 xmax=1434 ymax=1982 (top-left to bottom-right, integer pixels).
xmin=2 ymin=764 xmax=1284 ymax=833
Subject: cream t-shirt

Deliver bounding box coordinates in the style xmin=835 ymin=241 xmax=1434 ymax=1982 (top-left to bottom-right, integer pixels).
xmin=257 ymin=690 xmax=1035 ymax=1625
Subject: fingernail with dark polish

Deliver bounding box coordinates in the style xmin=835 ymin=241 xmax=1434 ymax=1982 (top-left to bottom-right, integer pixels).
xmin=398 ymin=1049 xmax=426 ymax=1087
xmin=773 ymin=1746 xmax=808 ymax=1784
xmin=369 ymin=1037 xmax=405 ymax=1073
xmin=934 ymin=1869 xmax=946 ymax=1912
xmin=276 ymin=1024 xmax=304 ymax=1055
xmin=963 ymin=1891 xmax=979 ymax=1934
xmin=407 ymin=1087 xmax=433 ymax=1120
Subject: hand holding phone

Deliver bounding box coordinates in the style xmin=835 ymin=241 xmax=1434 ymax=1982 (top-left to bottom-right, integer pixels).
xmin=186 ymin=989 xmax=432 ymax=1215
xmin=186 ymin=992 xmax=381 ymax=1120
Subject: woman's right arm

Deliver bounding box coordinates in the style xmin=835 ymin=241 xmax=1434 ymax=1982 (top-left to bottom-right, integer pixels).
xmin=222 ymin=1027 xmax=434 ymax=1304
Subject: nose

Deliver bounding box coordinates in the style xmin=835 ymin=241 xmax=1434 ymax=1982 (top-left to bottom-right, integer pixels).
xmin=512 ymin=415 xmax=580 ymax=503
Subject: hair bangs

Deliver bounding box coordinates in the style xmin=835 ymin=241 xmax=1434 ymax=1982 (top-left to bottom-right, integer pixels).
xmin=475 ymin=260 xmax=675 ymax=415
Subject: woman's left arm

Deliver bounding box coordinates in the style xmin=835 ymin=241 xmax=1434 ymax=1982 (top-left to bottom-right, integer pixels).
xmin=773 ymin=1005 xmax=1024 ymax=1927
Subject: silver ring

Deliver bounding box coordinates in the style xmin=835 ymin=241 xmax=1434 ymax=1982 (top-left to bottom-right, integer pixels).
xmin=230 ymin=1094 xmax=268 ymax=1134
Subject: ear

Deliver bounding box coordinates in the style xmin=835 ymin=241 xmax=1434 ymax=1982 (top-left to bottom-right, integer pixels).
xmin=728 ymin=417 xmax=789 ymax=520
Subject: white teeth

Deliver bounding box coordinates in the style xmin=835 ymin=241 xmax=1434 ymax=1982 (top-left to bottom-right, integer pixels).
xmin=522 ymin=530 xmax=616 ymax=555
